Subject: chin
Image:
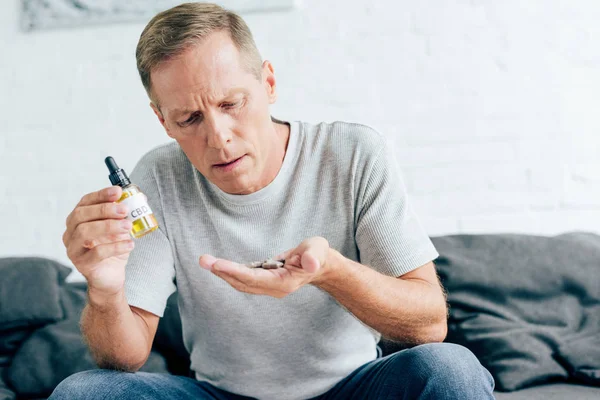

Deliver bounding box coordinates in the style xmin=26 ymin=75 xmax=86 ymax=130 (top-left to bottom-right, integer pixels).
xmin=214 ymin=178 xmax=250 ymax=195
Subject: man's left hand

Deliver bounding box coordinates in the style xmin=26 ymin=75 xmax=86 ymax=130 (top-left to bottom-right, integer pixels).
xmin=199 ymin=237 xmax=332 ymax=298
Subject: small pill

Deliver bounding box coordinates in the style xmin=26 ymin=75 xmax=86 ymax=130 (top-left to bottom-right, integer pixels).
xmin=245 ymin=258 xmax=286 ymax=269
xmin=248 ymin=261 xmax=263 ymax=268
xmin=262 ymin=261 xmax=284 ymax=269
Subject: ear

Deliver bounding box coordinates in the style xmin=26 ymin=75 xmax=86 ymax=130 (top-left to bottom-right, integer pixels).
xmin=150 ymin=102 xmax=175 ymax=138
xmin=262 ymin=60 xmax=277 ymax=104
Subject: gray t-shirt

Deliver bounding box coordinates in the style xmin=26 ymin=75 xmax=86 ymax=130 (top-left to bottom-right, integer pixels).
xmin=125 ymin=120 xmax=439 ymax=400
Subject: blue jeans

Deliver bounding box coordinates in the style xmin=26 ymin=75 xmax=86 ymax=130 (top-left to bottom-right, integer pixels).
xmin=49 ymin=343 xmax=495 ymax=399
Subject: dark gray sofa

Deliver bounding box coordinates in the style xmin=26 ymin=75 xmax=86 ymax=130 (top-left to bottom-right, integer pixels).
xmin=1 ymin=232 xmax=599 ymax=399
xmin=430 ymin=232 xmax=600 ymax=399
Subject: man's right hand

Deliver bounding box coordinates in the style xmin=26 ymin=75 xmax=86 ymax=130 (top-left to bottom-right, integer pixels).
xmin=63 ymin=186 xmax=135 ymax=300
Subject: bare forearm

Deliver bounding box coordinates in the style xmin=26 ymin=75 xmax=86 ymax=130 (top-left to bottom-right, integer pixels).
xmin=81 ymin=289 xmax=151 ymax=371
xmin=315 ymin=250 xmax=447 ymax=344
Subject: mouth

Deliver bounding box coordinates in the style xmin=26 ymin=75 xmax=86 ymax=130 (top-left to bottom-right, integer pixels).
xmin=213 ymin=155 xmax=245 ymax=172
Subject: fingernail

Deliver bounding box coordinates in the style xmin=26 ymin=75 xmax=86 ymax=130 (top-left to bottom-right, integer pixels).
xmin=121 ymin=220 xmax=132 ymax=230
xmin=126 ymin=240 xmax=135 ymax=249
xmin=108 ymin=187 xmax=120 ymax=196
xmin=116 ymin=204 xmax=128 ymax=215
xmin=200 ymin=255 xmax=217 ymax=270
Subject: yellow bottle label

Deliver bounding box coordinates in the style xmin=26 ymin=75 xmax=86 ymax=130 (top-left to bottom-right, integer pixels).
xmin=119 ymin=193 xmax=154 ymax=221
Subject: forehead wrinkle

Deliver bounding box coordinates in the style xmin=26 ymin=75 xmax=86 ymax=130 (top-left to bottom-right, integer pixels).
xmin=167 ymin=88 xmax=226 ymax=119
xmin=173 ymin=84 xmax=247 ymax=114
xmin=153 ymin=33 xmax=254 ymax=119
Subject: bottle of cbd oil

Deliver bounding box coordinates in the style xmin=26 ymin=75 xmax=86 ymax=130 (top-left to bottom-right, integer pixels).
xmin=105 ymin=156 xmax=159 ymax=238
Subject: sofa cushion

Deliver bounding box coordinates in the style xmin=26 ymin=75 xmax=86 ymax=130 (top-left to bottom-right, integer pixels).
xmin=6 ymin=283 xmax=169 ymax=399
xmin=493 ymin=383 xmax=600 ymax=400
xmin=0 ymin=367 xmax=17 ymax=400
xmin=432 ymin=232 xmax=600 ymax=391
xmin=0 ymin=329 xmax=33 ymax=356
xmin=0 ymin=258 xmax=71 ymax=331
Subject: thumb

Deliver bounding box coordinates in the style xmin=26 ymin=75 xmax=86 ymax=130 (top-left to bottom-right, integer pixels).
xmin=301 ymin=251 xmax=321 ymax=274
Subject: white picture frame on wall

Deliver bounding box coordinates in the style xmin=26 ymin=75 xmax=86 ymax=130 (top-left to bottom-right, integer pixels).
xmin=21 ymin=0 xmax=297 ymax=31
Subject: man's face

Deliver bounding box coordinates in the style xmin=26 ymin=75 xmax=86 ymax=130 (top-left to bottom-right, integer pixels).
xmin=150 ymin=31 xmax=279 ymax=195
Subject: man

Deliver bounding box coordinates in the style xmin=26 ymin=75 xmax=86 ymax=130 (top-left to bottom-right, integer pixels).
xmin=53 ymin=2 xmax=495 ymax=399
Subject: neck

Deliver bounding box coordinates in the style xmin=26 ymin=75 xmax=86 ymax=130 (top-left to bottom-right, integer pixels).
xmin=258 ymin=118 xmax=290 ymax=190
xmin=272 ymin=117 xmax=290 ymax=158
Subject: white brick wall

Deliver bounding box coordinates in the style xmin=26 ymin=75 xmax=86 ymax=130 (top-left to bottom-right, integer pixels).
xmin=1 ymin=0 xmax=599 ymax=275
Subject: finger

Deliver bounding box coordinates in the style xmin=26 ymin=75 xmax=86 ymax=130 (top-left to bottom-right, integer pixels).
xmin=220 ymin=262 xmax=297 ymax=298
xmin=199 ymin=256 xmax=295 ymax=295
xmin=79 ymin=239 xmax=135 ymax=265
xmin=283 ymin=254 xmax=302 ymax=268
xmin=296 ymin=237 xmax=329 ymax=254
xmin=301 ymin=251 xmax=321 ymax=274
xmin=212 ymin=269 xmax=290 ymax=298
xmin=65 ymin=186 xmax=125 ymax=245
xmin=199 ymin=256 xmax=249 ymax=275
xmin=69 ymin=219 xmax=133 ymax=259
xmin=82 ymin=232 xmax=133 ymax=249
xmin=213 ymin=258 xmax=254 ymax=277
xmin=296 ymin=237 xmax=329 ymax=272
xmin=199 ymin=254 xmax=218 ymax=270
xmin=65 ymin=227 xmax=131 ymax=256
xmin=77 ymin=186 xmax=122 ymax=207
xmin=66 ymin=202 xmax=128 ymax=234
xmin=212 ymin=259 xmax=281 ymax=290
xmin=212 ymin=270 xmax=255 ymax=292
xmin=68 ymin=233 xmax=132 ymax=264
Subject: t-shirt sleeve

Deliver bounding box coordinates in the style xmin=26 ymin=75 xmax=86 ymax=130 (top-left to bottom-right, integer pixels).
xmin=355 ymin=140 xmax=439 ymax=277
xmin=123 ymin=157 xmax=176 ymax=317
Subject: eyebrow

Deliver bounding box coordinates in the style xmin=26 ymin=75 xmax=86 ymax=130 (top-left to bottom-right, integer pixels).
xmin=171 ymin=88 xmax=248 ymax=119
xmin=172 ymin=109 xmax=198 ymax=119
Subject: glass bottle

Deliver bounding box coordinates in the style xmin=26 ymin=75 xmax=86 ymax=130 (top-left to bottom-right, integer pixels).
xmin=105 ymin=156 xmax=159 ymax=238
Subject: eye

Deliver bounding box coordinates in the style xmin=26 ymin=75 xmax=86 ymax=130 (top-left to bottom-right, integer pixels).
xmin=178 ymin=112 xmax=201 ymax=127
xmin=221 ymin=101 xmax=238 ymax=109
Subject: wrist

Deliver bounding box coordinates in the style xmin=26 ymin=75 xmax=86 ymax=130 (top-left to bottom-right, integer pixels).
xmin=87 ymin=286 xmax=127 ymax=313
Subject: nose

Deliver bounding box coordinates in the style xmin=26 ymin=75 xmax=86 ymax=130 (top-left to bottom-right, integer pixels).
xmin=205 ymin=111 xmax=232 ymax=149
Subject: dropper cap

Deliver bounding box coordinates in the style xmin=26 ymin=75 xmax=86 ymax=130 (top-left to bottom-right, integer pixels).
xmin=105 ymin=156 xmax=131 ymax=187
